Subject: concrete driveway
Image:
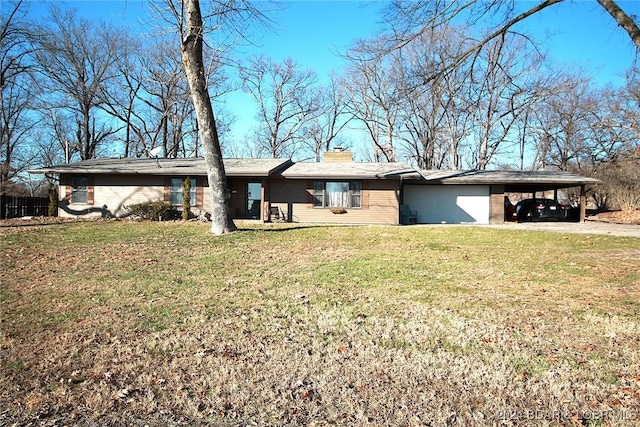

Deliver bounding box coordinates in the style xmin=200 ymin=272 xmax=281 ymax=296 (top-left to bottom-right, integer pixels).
xmin=485 ymin=221 xmax=640 ymax=238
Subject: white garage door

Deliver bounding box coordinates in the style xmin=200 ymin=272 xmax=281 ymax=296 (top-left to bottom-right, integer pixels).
xmin=404 ymin=185 xmax=490 ymax=224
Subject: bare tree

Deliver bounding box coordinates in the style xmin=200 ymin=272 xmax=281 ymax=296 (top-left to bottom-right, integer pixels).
xmin=158 ymin=0 xmax=264 ymax=234
xmin=588 ymin=69 xmax=640 ymax=209
xmin=1 ymin=0 xmax=31 ymax=89
xmin=440 ymin=63 xmax=474 ymax=170
xmin=1 ymin=79 xmax=40 ymax=194
xmin=0 ymin=0 xmax=39 ymax=194
xmin=610 ymin=68 xmax=640 ymax=158
xmin=349 ymin=1 xmax=637 ymax=170
xmin=35 ymin=111 xmax=67 ymax=168
xmin=240 ymin=55 xmax=321 ymax=158
xmin=390 ymin=28 xmax=473 ymax=169
xmin=468 ymin=33 xmax=543 ymax=170
xmin=33 ymin=6 xmax=127 ymax=160
xmin=587 ymin=88 xmax=638 ymax=168
xmin=343 ymin=22 xmax=545 ymax=170
xmin=301 ymin=73 xmax=353 ymax=162
xmin=343 ymin=37 xmax=401 ymax=162
xmin=384 ymin=0 xmax=639 ymax=85
xmin=603 ymin=155 xmax=640 ymax=212
xmin=95 ymin=33 xmax=149 ymax=159
xmin=95 ymin=34 xmax=148 ymax=159
xmin=98 ymin=31 xmax=230 ymax=160
xmin=530 ymin=73 xmax=597 ymax=171
xmin=402 ymin=27 xmax=477 ymax=170
xmin=140 ymin=38 xmax=194 ymax=158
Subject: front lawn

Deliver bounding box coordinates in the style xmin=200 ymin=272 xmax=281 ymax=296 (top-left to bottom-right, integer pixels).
xmin=1 ymin=221 xmax=639 ymax=426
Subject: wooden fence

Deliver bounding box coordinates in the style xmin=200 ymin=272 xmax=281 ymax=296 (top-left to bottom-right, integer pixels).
xmin=0 ymin=195 xmax=50 ymax=219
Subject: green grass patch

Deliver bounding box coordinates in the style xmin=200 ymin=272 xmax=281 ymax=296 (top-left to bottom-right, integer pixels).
xmin=1 ymin=221 xmax=638 ymax=426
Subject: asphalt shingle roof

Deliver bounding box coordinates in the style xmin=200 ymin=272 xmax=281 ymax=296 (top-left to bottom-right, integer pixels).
xmin=415 ymin=169 xmax=601 ymax=185
xmin=30 ymin=157 xmax=293 ymax=177
xmin=407 ymin=169 xmax=602 ymax=192
xmin=29 ymin=157 xmax=601 ymax=190
xmin=281 ymin=162 xmax=415 ymax=179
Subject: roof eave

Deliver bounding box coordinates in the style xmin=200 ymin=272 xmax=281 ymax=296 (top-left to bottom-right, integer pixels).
xmin=283 ymin=174 xmax=403 ymax=180
xmin=29 ymin=158 xmax=296 ymax=177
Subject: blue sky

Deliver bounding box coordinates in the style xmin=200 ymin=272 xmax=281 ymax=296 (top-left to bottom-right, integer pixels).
xmin=223 ymin=0 xmax=639 ymax=151
xmin=21 ymin=0 xmax=640 ymax=157
xmin=519 ymin=0 xmax=638 ymax=86
xmin=25 ymin=0 xmax=637 ymax=84
xmin=251 ymin=0 xmax=638 ymax=86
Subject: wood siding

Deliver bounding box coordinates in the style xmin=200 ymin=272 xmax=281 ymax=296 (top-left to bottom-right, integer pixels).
xmin=56 ymin=172 xmax=517 ymax=226
xmin=58 ymin=174 xmax=210 ymax=218
xmin=269 ymin=178 xmax=400 ymax=224
xmin=489 ymin=185 xmax=505 ymax=224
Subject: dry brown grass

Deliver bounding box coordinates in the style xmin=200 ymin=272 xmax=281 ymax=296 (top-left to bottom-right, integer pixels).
xmin=1 ymin=221 xmax=639 ymax=426
xmin=593 ymin=210 xmax=640 ymax=225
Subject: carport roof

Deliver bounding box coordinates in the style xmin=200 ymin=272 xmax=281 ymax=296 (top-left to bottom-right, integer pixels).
xmin=410 ymin=170 xmax=601 ymax=192
xmin=29 ymin=157 xmax=293 ymax=177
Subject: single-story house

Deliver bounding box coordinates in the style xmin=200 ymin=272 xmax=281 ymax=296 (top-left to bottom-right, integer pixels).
xmin=29 ymin=151 xmax=600 ymax=225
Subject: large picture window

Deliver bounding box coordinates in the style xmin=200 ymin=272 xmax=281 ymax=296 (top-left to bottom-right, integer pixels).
xmin=70 ymin=176 xmax=89 ymax=204
xmin=313 ymin=181 xmax=362 ymax=208
xmin=170 ymin=177 xmax=197 ymax=206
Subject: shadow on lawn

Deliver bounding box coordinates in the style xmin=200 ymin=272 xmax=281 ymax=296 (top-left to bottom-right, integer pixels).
xmin=236 ymin=224 xmax=336 ymax=233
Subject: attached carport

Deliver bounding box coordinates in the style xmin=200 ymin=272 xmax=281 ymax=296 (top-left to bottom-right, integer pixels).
xmin=401 ymin=170 xmax=601 ymax=224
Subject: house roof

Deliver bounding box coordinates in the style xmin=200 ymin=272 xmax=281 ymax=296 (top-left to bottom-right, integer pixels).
xmin=411 ymin=170 xmax=601 ymax=192
xmin=281 ymin=162 xmax=415 ymax=179
xmin=29 ymin=157 xmax=293 ymax=177
xmin=29 ymin=157 xmax=601 ymax=191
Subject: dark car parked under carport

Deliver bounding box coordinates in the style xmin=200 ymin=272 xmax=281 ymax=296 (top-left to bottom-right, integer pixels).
xmin=516 ymin=198 xmax=570 ymax=222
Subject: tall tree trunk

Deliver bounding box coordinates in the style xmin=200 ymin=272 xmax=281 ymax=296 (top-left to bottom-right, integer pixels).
xmin=180 ymin=0 xmax=236 ymax=234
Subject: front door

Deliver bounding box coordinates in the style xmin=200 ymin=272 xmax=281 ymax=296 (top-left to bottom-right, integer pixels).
xmin=247 ymin=182 xmax=262 ymax=219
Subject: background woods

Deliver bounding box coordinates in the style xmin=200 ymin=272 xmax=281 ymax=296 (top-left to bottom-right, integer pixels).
xmin=1 ymin=0 xmax=639 ymax=211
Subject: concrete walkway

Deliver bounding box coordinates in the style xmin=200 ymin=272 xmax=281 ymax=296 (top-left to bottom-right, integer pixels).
xmin=484 ymin=221 xmax=640 ymax=238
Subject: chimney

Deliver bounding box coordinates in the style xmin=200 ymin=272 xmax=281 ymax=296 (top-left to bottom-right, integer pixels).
xmin=323 ymin=147 xmax=353 ymax=163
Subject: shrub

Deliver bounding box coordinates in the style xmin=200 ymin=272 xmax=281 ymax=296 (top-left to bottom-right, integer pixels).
xmin=604 ymin=158 xmax=640 ymax=212
xmin=125 ymin=201 xmax=180 ymax=221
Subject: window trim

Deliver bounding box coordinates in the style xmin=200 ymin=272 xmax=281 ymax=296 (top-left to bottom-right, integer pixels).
xmin=69 ymin=175 xmax=93 ymax=205
xmin=166 ymin=177 xmax=201 ymax=207
xmin=313 ymin=180 xmax=363 ymax=209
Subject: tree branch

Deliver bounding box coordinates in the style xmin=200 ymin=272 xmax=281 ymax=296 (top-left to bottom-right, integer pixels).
xmin=596 ymin=0 xmax=640 ymax=51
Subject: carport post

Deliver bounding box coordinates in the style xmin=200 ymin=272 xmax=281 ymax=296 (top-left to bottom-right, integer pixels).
xmin=579 ymin=185 xmax=586 ymax=222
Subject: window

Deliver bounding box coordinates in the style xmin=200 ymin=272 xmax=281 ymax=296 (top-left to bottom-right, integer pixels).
xmin=313 ymin=181 xmax=362 ymax=208
xmin=170 ymin=177 xmax=197 ymax=206
xmin=71 ymin=176 xmax=89 ymax=204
